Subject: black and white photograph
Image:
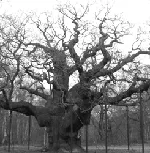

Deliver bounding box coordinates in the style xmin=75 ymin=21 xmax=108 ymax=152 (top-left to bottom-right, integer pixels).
xmin=0 ymin=0 xmax=150 ymax=152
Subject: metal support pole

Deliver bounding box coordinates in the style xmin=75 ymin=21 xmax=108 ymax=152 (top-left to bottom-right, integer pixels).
xmin=8 ymin=110 xmax=12 ymax=152
xmin=105 ymin=104 xmax=108 ymax=153
xmin=28 ymin=116 xmax=31 ymax=150
xmin=126 ymin=106 xmax=130 ymax=150
xmin=139 ymin=91 xmax=144 ymax=153
xmin=86 ymin=125 xmax=88 ymax=153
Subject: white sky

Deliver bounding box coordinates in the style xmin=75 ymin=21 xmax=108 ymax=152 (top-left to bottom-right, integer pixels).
xmin=1 ymin=0 xmax=150 ymax=24
xmin=112 ymin=0 xmax=150 ymax=24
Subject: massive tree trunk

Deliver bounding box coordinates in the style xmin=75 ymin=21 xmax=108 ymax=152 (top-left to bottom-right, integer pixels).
xmin=39 ymin=50 xmax=91 ymax=152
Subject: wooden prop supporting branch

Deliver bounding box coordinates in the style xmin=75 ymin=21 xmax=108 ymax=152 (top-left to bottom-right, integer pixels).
xmin=126 ymin=106 xmax=130 ymax=151
xmin=43 ymin=128 xmax=48 ymax=148
xmin=8 ymin=110 xmax=12 ymax=152
xmin=139 ymin=90 xmax=144 ymax=153
xmin=28 ymin=115 xmax=31 ymax=150
xmin=105 ymin=104 xmax=108 ymax=153
xmin=85 ymin=125 xmax=88 ymax=153
xmin=70 ymin=107 xmax=73 ymax=153
xmin=28 ymin=94 xmax=33 ymax=150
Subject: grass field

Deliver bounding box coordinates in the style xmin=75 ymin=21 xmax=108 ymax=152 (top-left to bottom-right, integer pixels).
xmin=0 ymin=145 xmax=146 ymax=153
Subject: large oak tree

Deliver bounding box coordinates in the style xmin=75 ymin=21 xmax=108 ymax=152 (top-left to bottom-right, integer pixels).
xmin=0 ymin=4 xmax=150 ymax=152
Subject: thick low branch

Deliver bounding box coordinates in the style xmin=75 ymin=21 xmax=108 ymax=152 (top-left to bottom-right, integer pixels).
xmin=0 ymin=100 xmax=36 ymax=116
xmin=0 ymin=99 xmax=65 ymax=127
xmin=105 ymin=80 xmax=150 ymax=105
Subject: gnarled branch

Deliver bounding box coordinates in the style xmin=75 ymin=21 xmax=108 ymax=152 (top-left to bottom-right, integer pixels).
xmin=85 ymin=50 xmax=150 ymax=81
xmin=20 ymin=85 xmax=49 ymax=100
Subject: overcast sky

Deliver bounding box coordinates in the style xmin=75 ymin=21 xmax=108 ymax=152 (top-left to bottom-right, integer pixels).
xmin=1 ymin=0 xmax=150 ymax=24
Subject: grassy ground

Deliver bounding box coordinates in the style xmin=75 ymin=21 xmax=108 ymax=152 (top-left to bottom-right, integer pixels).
xmin=0 ymin=146 xmax=142 ymax=153
xmin=0 ymin=150 xmax=140 ymax=153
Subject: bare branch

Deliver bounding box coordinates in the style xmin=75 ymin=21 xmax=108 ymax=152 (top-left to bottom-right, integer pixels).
xmin=81 ymin=18 xmax=111 ymax=70
xmin=25 ymin=42 xmax=55 ymax=54
xmin=24 ymin=67 xmax=43 ymax=82
xmin=59 ymin=7 xmax=85 ymax=75
xmin=20 ymin=85 xmax=49 ymax=100
xmin=64 ymin=18 xmax=83 ymax=75
xmin=86 ymin=50 xmax=150 ymax=80
xmin=106 ymin=79 xmax=150 ymax=105
xmin=35 ymin=22 xmax=52 ymax=47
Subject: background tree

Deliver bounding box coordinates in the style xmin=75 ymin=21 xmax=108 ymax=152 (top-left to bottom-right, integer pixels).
xmin=0 ymin=4 xmax=150 ymax=153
